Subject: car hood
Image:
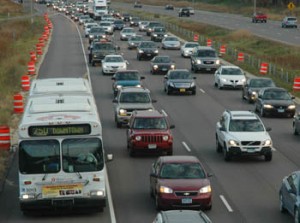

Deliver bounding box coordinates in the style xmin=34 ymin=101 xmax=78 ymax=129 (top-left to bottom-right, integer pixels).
xmin=227 ymin=132 xmax=271 ymax=142
xmin=103 ymin=62 xmax=126 ymax=66
xmin=220 ymin=75 xmax=245 ymax=80
xmin=152 ymin=62 xmax=172 ymax=66
xmin=139 ymin=47 xmax=157 ymax=50
xmin=94 ymin=49 xmax=116 ymax=54
xmin=132 ymin=129 xmax=170 ymax=134
xmin=158 ymin=178 xmax=210 ymax=190
xmin=262 ymin=99 xmax=294 ymax=106
xmin=169 ymin=79 xmax=194 ymax=83
xmin=163 ymin=41 xmax=180 ymax=45
xmin=117 ymin=102 xmax=154 ymax=109
xmin=114 ymin=80 xmax=141 ymax=86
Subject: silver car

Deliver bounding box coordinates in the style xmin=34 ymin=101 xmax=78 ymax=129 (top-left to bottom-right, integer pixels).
xmin=180 ymin=41 xmax=200 ymax=58
xmin=120 ymin=27 xmax=136 ymax=41
xmin=161 ymin=36 xmax=181 ymax=50
xmin=138 ymin=21 xmax=149 ymax=31
xmin=282 ymin=16 xmax=297 ymax=28
xmin=293 ymin=112 xmax=300 ymax=135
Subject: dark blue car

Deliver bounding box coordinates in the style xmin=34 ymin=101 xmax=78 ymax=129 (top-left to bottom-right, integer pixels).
xmin=112 ymin=70 xmax=145 ymax=96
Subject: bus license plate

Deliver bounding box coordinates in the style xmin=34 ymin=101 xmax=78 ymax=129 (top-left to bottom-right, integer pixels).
xmin=182 ymin=198 xmax=192 ymax=204
xmin=148 ymin=144 xmax=157 ymax=149
xmin=180 ymin=89 xmax=186 ymax=92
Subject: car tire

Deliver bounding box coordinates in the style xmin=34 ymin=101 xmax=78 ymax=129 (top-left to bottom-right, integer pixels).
xmin=223 ymin=145 xmax=231 ymax=161
xmin=295 ymin=208 xmax=300 ymax=223
xmin=192 ymin=90 xmax=196 ymax=95
xmin=166 ymin=87 xmax=171 ymax=95
xmin=216 ymin=136 xmax=222 ymax=153
xmin=129 ymin=147 xmax=135 ymax=157
xmin=218 ymin=81 xmax=223 ymax=90
xmin=150 ymin=187 xmax=154 ymax=198
xmin=293 ymin=124 xmax=299 ymax=135
xmin=102 ymin=70 xmax=106 ymax=75
xmin=92 ymin=61 xmax=95 ymax=66
xmin=265 ymin=153 xmax=272 ymax=161
xmin=279 ymin=193 xmax=287 ymax=213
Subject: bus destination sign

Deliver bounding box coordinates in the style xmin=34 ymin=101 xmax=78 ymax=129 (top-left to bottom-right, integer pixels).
xmin=28 ymin=124 xmax=91 ymax=137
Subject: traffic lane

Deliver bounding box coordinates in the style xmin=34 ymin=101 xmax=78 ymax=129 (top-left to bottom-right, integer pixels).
xmin=84 ymin=31 xmax=248 ymax=222
xmin=113 ymin=3 xmax=300 ymax=46
xmin=106 ymin=25 xmax=292 ymax=220
xmin=38 ymin=13 xmax=87 ymax=79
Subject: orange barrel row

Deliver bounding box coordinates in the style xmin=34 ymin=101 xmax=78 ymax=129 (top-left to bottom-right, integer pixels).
xmin=27 ymin=61 xmax=35 ymax=75
xmin=14 ymin=93 xmax=24 ymax=113
xmin=206 ymin=39 xmax=212 ymax=47
xmin=237 ymin=52 xmax=244 ymax=62
xmin=0 ymin=126 xmax=10 ymax=150
xmin=219 ymin=45 xmax=226 ymax=55
xmin=21 ymin=75 xmax=30 ymax=91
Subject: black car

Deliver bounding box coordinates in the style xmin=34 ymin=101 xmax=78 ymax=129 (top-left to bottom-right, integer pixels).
xmin=129 ymin=17 xmax=140 ymax=27
xmin=164 ymin=69 xmax=196 ymax=95
xmin=242 ymin=77 xmax=276 ymax=103
xmin=254 ymin=87 xmax=296 ymax=118
xmin=150 ymin=56 xmax=175 ymax=74
xmin=136 ymin=41 xmax=159 ymax=61
xmin=88 ymin=27 xmax=107 ymax=44
xmin=113 ymin=19 xmax=125 ymax=30
xmin=122 ymin=13 xmax=131 ymax=22
xmin=150 ymin=27 xmax=168 ymax=42
xmin=165 ymin=4 xmax=174 ymax=10
xmin=89 ymin=42 xmax=118 ymax=66
xmin=134 ymin=1 xmax=142 ymax=8
xmin=178 ymin=8 xmax=190 ymax=17
xmin=146 ymin=21 xmax=163 ymax=36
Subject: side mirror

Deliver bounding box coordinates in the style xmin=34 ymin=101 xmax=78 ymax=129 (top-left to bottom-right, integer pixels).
xmin=150 ymin=172 xmax=157 ymax=178
xmin=124 ymin=123 xmax=130 ymax=129
xmin=193 ymin=77 xmax=196 ymax=79
xmin=112 ymin=99 xmax=117 ymax=103
xmin=266 ymin=127 xmax=272 ymax=132
xmin=207 ymin=173 xmax=213 ymax=177
xmin=125 ymin=60 xmax=129 ymax=65
xmin=106 ymin=154 xmax=113 ymax=162
xmin=291 ymin=95 xmax=295 ymax=99
xmin=140 ymin=76 xmax=145 ymax=80
xmin=164 ymin=76 xmax=168 ymax=79
xmin=170 ymin=124 xmax=175 ymax=129
xmin=219 ymin=126 xmax=226 ymax=131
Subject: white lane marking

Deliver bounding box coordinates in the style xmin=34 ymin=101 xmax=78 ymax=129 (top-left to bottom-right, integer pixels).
xmin=65 ymin=14 xmax=116 ymax=223
xmin=161 ymin=109 xmax=168 ymax=117
xmin=199 ymin=88 xmax=205 ymax=93
xmin=182 ymin=141 xmax=191 ymax=152
xmin=220 ymin=195 xmax=234 ymax=212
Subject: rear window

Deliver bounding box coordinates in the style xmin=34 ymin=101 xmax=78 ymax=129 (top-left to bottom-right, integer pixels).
xmin=288 ymin=17 xmax=297 ymax=21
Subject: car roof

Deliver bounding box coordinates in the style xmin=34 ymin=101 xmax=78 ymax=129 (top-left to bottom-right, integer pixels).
xmin=133 ymin=110 xmax=163 ymax=118
xmin=220 ymin=65 xmax=241 ymax=69
xmin=226 ymin=110 xmax=258 ymax=120
xmin=115 ymin=70 xmax=139 ymax=74
xmin=160 ymin=155 xmax=200 ymax=163
xmin=119 ymin=87 xmax=150 ymax=93
xmin=161 ymin=210 xmax=210 ymax=223
xmin=169 ymin=69 xmax=189 ymax=72
xmin=195 ymin=46 xmax=214 ymax=50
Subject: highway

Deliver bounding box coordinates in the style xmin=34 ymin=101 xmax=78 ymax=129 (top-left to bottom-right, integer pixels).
xmin=0 ymin=3 xmax=299 ymax=223
xmin=113 ymin=2 xmax=300 ymax=46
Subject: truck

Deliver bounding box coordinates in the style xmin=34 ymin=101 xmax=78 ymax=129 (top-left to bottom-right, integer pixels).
xmin=252 ymin=12 xmax=267 ymax=23
xmin=92 ymin=0 xmax=108 ymax=20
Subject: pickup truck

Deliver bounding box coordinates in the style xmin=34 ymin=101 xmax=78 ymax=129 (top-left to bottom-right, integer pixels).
xmin=252 ymin=12 xmax=267 ymax=23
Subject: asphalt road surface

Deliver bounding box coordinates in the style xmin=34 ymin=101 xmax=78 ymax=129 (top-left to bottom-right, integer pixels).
xmin=0 ymin=3 xmax=299 ymax=223
xmin=113 ymin=2 xmax=300 ymax=46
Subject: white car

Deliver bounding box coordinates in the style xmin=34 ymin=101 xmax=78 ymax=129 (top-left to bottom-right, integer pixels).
xmin=214 ymin=65 xmax=246 ymax=89
xmin=180 ymin=41 xmax=200 ymax=58
xmin=84 ymin=23 xmax=99 ymax=37
xmin=139 ymin=21 xmax=149 ymax=31
xmin=120 ymin=27 xmax=136 ymax=41
xmin=161 ymin=36 xmax=181 ymax=50
xmin=99 ymin=21 xmax=114 ymax=35
xmin=102 ymin=55 xmax=128 ymax=75
xmin=216 ymin=110 xmax=273 ymax=161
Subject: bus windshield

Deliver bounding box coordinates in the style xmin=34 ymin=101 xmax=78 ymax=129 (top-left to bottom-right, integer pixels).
xmin=62 ymin=138 xmax=104 ymax=172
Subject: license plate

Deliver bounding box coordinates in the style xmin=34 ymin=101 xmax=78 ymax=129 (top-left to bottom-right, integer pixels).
xmin=148 ymin=144 xmax=157 ymax=149
xmin=162 ymin=68 xmax=167 ymax=71
xmin=182 ymin=198 xmax=192 ymax=204
xmin=180 ymin=89 xmax=186 ymax=92
xmin=147 ymin=54 xmax=151 ymax=56
xmin=206 ymin=68 xmax=211 ymax=71
xmin=278 ymin=109 xmax=284 ymax=113
xmin=247 ymin=148 xmax=256 ymax=152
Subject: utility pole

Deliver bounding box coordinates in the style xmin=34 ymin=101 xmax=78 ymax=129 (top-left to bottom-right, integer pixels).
xmin=253 ymin=0 xmax=256 ymax=15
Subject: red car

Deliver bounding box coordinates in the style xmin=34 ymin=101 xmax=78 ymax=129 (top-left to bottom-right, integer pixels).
xmin=126 ymin=110 xmax=174 ymax=156
xmin=252 ymin=12 xmax=267 ymax=23
xmin=150 ymin=156 xmax=212 ymax=210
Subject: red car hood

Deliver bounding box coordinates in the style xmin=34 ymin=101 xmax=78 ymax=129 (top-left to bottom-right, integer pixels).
xmin=132 ymin=129 xmax=170 ymax=135
xmin=158 ymin=178 xmax=210 ymax=190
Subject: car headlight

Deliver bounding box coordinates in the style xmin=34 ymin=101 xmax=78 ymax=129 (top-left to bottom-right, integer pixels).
xmin=153 ymin=34 xmax=157 ymax=37
xmin=170 ymin=64 xmax=175 ymax=69
xmin=135 ymin=84 xmax=142 ymax=88
xmin=102 ymin=35 xmax=107 ymax=39
xmin=138 ymin=50 xmax=144 ymax=53
xmin=199 ymin=185 xmax=211 ymax=194
xmin=135 ymin=135 xmax=141 ymax=141
xmin=89 ymin=35 xmax=94 ymax=38
xmin=190 ymin=82 xmax=195 ymax=87
xmin=121 ymin=34 xmax=126 ymax=37
xmin=262 ymin=139 xmax=272 ymax=146
xmin=288 ymin=105 xmax=296 ymax=110
xmin=241 ymin=78 xmax=246 ymax=83
xmin=196 ymin=59 xmax=201 ymax=64
xmin=169 ymin=82 xmax=175 ymax=87
xmin=159 ymin=186 xmax=173 ymax=194
xmin=153 ymin=65 xmax=158 ymax=69
xmin=164 ymin=34 xmax=168 ymax=37
xmin=216 ymin=60 xmax=220 ymax=65
xmin=228 ymin=140 xmax=239 ymax=146
xmin=251 ymin=91 xmax=257 ymax=95
xmin=263 ymin=104 xmax=273 ymax=109
xmin=102 ymin=64 xmax=108 ymax=68
xmin=90 ymin=190 xmax=105 ymax=197
xmin=162 ymin=135 xmax=169 ymax=141
xmin=221 ymin=78 xmax=227 ymax=82
xmin=154 ymin=49 xmax=159 ymax=53
xmin=119 ymin=109 xmax=127 ymax=115
xmin=116 ymin=85 xmax=122 ymax=89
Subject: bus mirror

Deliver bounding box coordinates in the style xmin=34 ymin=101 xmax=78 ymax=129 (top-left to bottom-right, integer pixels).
xmin=106 ymin=154 xmax=113 ymax=162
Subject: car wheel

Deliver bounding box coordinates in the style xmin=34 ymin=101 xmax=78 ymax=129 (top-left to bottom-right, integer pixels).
xmin=92 ymin=61 xmax=95 ymax=66
xmin=216 ymin=136 xmax=222 ymax=153
xmin=218 ymin=81 xmax=223 ymax=90
xmin=192 ymin=90 xmax=196 ymax=95
xmin=150 ymin=187 xmax=154 ymax=198
xmin=260 ymin=107 xmax=265 ymax=117
xmin=223 ymin=145 xmax=231 ymax=161
xmin=129 ymin=147 xmax=135 ymax=157
xmin=265 ymin=153 xmax=272 ymax=161
xmin=102 ymin=70 xmax=106 ymax=75
xmin=295 ymin=208 xmax=300 ymax=223
xmin=279 ymin=193 xmax=287 ymax=213
xmin=293 ymin=124 xmax=299 ymax=135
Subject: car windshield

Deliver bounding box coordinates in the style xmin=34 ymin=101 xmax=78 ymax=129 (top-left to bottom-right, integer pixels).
xmin=196 ymin=50 xmax=216 ymax=57
xmin=105 ymin=56 xmax=123 ymax=63
xmin=154 ymin=27 xmax=165 ymax=32
xmin=262 ymin=90 xmax=291 ymax=100
xmin=140 ymin=42 xmax=156 ymax=48
xmin=90 ymin=28 xmax=105 ymax=33
xmin=153 ymin=57 xmax=171 ymax=63
xmin=114 ymin=20 xmax=124 ymax=24
xmin=119 ymin=92 xmax=150 ymax=103
xmin=94 ymin=44 xmax=114 ymax=50
xmin=115 ymin=72 xmax=139 ymax=80
xmin=160 ymin=163 xmax=206 ymax=179
xmin=100 ymin=22 xmax=111 ymax=26
xmin=185 ymin=43 xmax=199 ymax=48
xmin=229 ymin=119 xmax=264 ymax=132
xmin=287 ymin=17 xmax=297 ymax=21
xmin=250 ymin=79 xmax=275 ymax=88
xmin=133 ymin=117 xmax=167 ymax=129
xmin=130 ymin=36 xmax=143 ymax=41
xmin=165 ymin=37 xmax=178 ymax=42
xmin=123 ymin=29 xmax=134 ymax=33
xmin=221 ymin=68 xmax=243 ymax=75
xmin=169 ymin=71 xmax=192 ymax=79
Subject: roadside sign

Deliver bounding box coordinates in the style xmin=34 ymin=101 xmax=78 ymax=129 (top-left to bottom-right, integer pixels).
xmin=193 ymin=34 xmax=199 ymax=41
xmin=288 ymin=2 xmax=295 ymax=11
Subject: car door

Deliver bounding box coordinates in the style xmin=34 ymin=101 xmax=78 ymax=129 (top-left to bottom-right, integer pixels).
xmin=255 ymin=89 xmax=264 ymax=112
xmin=284 ymin=174 xmax=298 ymax=213
xmin=243 ymin=79 xmax=250 ymax=99
xmin=214 ymin=68 xmax=221 ymax=85
xmin=150 ymin=159 xmax=161 ymax=193
xmin=216 ymin=114 xmax=227 ymax=146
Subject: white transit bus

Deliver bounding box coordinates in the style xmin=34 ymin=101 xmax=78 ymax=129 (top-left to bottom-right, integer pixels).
xmin=29 ymin=77 xmax=92 ymax=96
xmin=18 ymin=93 xmax=109 ymax=214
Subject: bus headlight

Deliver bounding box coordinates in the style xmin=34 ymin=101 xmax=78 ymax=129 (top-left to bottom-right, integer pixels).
xmin=119 ymin=109 xmax=127 ymax=116
xmin=21 ymin=194 xmax=35 ymax=200
xmin=90 ymin=190 xmax=105 ymax=197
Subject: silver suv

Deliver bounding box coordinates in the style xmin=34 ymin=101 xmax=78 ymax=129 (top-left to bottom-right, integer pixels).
xmin=282 ymin=16 xmax=297 ymax=28
xmin=113 ymin=87 xmax=156 ymax=127
xmin=190 ymin=46 xmax=220 ymax=73
xmin=215 ymin=110 xmax=273 ymax=161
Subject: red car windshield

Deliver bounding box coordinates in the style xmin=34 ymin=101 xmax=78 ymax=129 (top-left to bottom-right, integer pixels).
xmin=160 ymin=163 xmax=206 ymax=179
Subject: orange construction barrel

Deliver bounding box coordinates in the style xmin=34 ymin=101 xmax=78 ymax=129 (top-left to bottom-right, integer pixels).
xmin=206 ymin=39 xmax=212 ymax=47
xmin=21 ymin=75 xmax=30 ymax=91
xmin=27 ymin=61 xmax=35 ymax=75
xmin=38 ymin=37 xmax=45 ymax=47
xmin=193 ymin=34 xmax=199 ymax=42
xmin=14 ymin=93 xmax=24 ymax=113
xmin=293 ymin=77 xmax=300 ymax=91
xmin=219 ymin=45 xmax=226 ymax=55
xmin=36 ymin=44 xmax=43 ymax=55
xmin=30 ymin=51 xmax=37 ymax=62
xmin=0 ymin=125 xmax=10 ymax=150
xmin=260 ymin=62 xmax=268 ymax=75
xmin=237 ymin=52 xmax=244 ymax=62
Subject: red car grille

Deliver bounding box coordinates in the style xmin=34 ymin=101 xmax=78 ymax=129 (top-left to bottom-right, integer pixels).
xmin=141 ymin=135 xmax=163 ymax=143
xmin=175 ymin=191 xmax=198 ymax=197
